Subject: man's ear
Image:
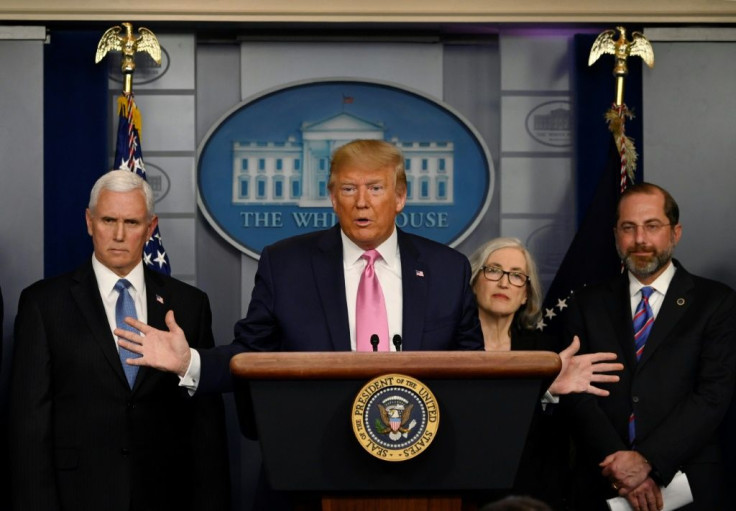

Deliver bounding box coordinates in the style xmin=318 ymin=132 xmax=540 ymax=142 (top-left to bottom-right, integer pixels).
xmin=147 ymin=215 xmax=159 ymax=239
xmin=85 ymin=209 xmax=94 ymax=236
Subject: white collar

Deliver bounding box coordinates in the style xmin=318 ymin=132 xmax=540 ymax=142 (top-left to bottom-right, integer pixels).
xmin=91 ymin=256 xmax=146 ymax=297
xmin=628 ymin=260 xmax=677 ymax=298
xmin=340 ymin=228 xmax=399 ymax=269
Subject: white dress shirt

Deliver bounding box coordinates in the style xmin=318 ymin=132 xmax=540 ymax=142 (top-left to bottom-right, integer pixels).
xmin=91 ymin=256 xmax=147 ymax=352
xmin=341 ymin=228 xmax=403 ymax=351
xmin=627 ymin=260 xmax=677 ymax=319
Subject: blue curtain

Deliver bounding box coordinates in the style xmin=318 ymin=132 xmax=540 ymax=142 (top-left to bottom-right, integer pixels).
xmin=44 ymin=31 xmax=109 ymax=277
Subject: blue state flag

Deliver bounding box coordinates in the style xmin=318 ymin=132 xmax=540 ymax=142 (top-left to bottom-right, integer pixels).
xmin=114 ymin=93 xmax=171 ymax=275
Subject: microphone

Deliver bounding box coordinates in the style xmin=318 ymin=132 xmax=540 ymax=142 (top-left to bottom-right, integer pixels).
xmin=370 ymin=334 xmax=380 ymax=352
xmin=392 ymin=334 xmax=402 ymax=352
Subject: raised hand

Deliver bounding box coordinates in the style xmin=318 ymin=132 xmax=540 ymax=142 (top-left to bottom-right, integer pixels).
xmin=115 ymin=310 xmax=192 ymax=377
xmin=548 ymin=336 xmax=623 ymax=396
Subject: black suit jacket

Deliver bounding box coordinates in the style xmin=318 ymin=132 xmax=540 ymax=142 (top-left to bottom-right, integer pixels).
xmin=510 ymin=328 xmax=571 ymax=510
xmin=562 ymin=261 xmax=736 ymax=509
xmin=198 ymin=226 xmax=483 ymax=393
xmin=9 ymin=262 xmax=230 ymax=511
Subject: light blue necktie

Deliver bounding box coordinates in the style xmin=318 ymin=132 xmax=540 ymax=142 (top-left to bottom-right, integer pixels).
xmin=114 ymin=279 xmax=141 ymax=388
xmin=629 ymin=286 xmax=655 ymax=445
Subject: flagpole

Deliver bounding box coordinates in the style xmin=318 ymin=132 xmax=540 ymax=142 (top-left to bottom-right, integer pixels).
xmin=539 ymin=28 xmax=653 ymax=332
xmin=94 ymin=23 xmax=172 ymax=275
xmin=589 ymin=26 xmax=654 ymax=186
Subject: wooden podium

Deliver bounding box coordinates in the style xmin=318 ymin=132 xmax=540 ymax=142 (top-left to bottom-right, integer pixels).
xmin=231 ymin=351 xmax=560 ymax=511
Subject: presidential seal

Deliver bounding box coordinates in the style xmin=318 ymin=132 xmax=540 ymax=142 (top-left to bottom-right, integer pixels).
xmin=351 ymin=373 xmax=440 ymax=462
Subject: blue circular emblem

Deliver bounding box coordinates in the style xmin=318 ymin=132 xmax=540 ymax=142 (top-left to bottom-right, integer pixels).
xmin=197 ymin=79 xmax=494 ymax=259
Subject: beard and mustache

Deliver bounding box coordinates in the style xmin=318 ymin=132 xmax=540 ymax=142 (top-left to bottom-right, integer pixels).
xmin=616 ymin=241 xmax=674 ymax=279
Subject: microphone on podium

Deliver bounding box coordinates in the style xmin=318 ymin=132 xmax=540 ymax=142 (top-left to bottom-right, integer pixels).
xmin=392 ymin=334 xmax=402 ymax=352
xmin=370 ymin=334 xmax=380 ymax=352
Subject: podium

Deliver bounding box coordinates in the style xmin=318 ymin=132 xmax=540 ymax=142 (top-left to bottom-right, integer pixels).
xmin=231 ymin=351 xmax=560 ymax=511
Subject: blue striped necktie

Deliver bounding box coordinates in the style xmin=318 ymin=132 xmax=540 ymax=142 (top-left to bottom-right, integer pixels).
xmin=629 ymin=286 xmax=655 ymax=445
xmin=114 ymin=279 xmax=141 ymax=388
xmin=633 ymin=286 xmax=655 ymax=360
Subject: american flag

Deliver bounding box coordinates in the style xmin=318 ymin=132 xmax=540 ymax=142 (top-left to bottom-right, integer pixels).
xmin=538 ymin=106 xmax=636 ymax=334
xmin=114 ymin=93 xmax=171 ymax=275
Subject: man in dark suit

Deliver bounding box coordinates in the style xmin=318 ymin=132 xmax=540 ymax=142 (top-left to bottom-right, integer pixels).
xmin=116 ymin=139 xmax=483 ymax=394
xmin=562 ymin=183 xmax=736 ymax=511
xmin=9 ymin=170 xmax=230 ymax=511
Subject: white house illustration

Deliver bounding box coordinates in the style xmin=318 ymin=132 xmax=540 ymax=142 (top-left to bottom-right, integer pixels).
xmin=231 ymin=112 xmax=454 ymax=206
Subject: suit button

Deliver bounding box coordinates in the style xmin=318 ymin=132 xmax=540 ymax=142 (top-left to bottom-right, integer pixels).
xmin=632 ymin=396 xmax=640 ymax=403
xmin=121 ymin=448 xmax=130 ymax=456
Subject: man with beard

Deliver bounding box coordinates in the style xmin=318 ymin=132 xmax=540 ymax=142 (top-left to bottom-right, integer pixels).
xmin=561 ymin=183 xmax=736 ymax=511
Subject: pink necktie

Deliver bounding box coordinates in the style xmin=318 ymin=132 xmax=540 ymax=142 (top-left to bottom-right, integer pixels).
xmin=355 ymin=249 xmax=389 ymax=351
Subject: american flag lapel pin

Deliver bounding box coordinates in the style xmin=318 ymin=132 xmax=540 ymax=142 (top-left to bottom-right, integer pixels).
xmin=415 ymin=270 xmax=424 ymax=277
xmin=156 ymin=294 xmax=164 ymax=304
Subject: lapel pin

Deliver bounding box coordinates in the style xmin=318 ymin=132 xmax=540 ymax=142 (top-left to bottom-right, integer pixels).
xmin=156 ymin=294 xmax=164 ymax=304
xmin=415 ymin=270 xmax=424 ymax=277
xmin=676 ymin=298 xmax=685 ymax=306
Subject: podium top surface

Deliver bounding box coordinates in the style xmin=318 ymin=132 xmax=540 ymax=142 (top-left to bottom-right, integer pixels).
xmin=230 ymin=350 xmax=560 ymax=380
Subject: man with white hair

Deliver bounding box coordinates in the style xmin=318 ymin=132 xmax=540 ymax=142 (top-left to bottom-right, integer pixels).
xmin=9 ymin=170 xmax=230 ymax=511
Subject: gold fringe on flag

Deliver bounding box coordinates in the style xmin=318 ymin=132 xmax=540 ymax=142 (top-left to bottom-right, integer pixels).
xmin=117 ymin=95 xmax=143 ymax=138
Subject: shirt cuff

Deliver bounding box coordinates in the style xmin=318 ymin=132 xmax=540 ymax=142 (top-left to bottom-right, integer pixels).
xmin=540 ymin=389 xmax=560 ymax=411
xmin=178 ymin=348 xmax=201 ymax=395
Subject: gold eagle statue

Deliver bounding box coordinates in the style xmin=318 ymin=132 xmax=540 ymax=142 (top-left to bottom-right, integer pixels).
xmin=95 ymin=22 xmax=161 ymax=95
xmin=588 ymin=26 xmax=654 ymax=71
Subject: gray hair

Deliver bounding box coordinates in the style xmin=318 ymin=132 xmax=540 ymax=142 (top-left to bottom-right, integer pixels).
xmin=88 ymin=169 xmax=155 ymax=218
xmin=469 ymin=237 xmax=542 ymax=330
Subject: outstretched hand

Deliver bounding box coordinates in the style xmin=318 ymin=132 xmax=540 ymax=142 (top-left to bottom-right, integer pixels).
xmin=548 ymin=336 xmax=623 ymax=396
xmin=115 ymin=310 xmax=191 ymax=377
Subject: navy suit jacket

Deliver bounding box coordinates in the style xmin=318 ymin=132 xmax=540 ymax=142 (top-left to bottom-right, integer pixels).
xmin=562 ymin=261 xmax=736 ymax=509
xmin=199 ymin=226 xmax=483 ymax=393
xmin=9 ymin=262 xmax=230 ymax=511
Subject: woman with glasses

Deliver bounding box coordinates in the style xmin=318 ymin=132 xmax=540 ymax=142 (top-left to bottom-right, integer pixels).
xmin=469 ymin=237 xmax=623 ymax=509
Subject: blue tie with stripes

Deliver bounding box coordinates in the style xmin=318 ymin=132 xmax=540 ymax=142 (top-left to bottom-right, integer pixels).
xmin=633 ymin=286 xmax=655 ymax=361
xmin=114 ymin=279 xmax=141 ymax=388
xmin=629 ymin=286 xmax=655 ymax=445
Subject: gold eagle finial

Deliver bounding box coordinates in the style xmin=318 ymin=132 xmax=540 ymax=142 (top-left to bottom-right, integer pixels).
xmin=95 ymin=22 xmax=161 ymax=94
xmin=589 ymin=26 xmax=654 ymax=70
xmin=589 ymin=26 xmax=654 ymax=107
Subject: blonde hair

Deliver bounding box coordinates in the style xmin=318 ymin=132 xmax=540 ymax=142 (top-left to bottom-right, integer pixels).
xmin=328 ymin=139 xmax=407 ymax=192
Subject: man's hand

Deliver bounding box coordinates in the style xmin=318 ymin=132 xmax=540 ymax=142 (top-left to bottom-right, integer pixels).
xmin=601 ymin=450 xmax=652 ymax=493
xmin=115 ymin=310 xmax=191 ymax=377
xmin=548 ymin=336 xmax=623 ymax=396
xmin=621 ymin=477 xmax=663 ymax=511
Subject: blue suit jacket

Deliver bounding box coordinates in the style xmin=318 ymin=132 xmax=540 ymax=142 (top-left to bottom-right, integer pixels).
xmin=199 ymin=226 xmax=483 ymax=393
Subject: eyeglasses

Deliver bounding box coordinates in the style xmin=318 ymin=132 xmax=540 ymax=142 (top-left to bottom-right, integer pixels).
xmin=615 ymin=222 xmax=672 ymax=236
xmin=480 ymin=266 xmax=529 ymax=287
